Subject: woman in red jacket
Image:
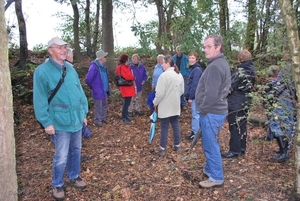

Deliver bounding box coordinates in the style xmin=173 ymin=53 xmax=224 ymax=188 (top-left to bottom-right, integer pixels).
xmin=116 ymin=54 xmax=136 ymax=124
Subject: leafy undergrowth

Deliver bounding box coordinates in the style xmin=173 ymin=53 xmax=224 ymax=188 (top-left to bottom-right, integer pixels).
xmin=13 ymin=57 xmax=297 ymax=201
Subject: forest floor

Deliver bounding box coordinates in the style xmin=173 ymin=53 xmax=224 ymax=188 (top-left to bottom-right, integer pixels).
xmin=13 ymin=53 xmax=300 ymax=201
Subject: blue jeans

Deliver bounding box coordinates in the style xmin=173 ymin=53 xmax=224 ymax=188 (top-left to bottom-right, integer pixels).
xmin=200 ymin=113 xmax=226 ymax=182
xmin=270 ymin=99 xmax=295 ymax=137
xmin=191 ymin=100 xmax=200 ymax=134
xmin=51 ymin=129 xmax=82 ymax=187
xmin=160 ymin=115 xmax=181 ymax=148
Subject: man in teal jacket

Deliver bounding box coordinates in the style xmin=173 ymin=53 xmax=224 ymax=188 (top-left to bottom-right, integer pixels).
xmin=33 ymin=37 xmax=88 ymax=200
xmin=173 ymin=45 xmax=190 ymax=109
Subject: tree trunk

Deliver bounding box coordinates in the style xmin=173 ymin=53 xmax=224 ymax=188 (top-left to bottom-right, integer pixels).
xmin=219 ymin=0 xmax=231 ymax=51
xmin=70 ymin=0 xmax=81 ymax=61
xmin=92 ymin=0 xmax=100 ymax=56
xmin=155 ymin=0 xmax=164 ymax=54
xmin=165 ymin=0 xmax=175 ymax=53
xmin=85 ymin=0 xmax=93 ymax=57
xmin=15 ymin=0 xmax=28 ymax=69
xmin=102 ymin=0 xmax=115 ymax=70
xmin=0 ymin=1 xmax=18 ymax=200
xmin=4 ymin=0 xmax=16 ymax=11
xmin=278 ymin=0 xmax=300 ymax=193
xmin=245 ymin=0 xmax=257 ymax=51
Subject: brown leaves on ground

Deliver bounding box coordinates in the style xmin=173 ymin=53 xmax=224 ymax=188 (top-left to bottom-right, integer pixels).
xmin=15 ymin=95 xmax=297 ymax=201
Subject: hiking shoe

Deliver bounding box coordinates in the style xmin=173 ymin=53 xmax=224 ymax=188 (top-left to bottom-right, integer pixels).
xmin=203 ymin=168 xmax=210 ymax=178
xmin=102 ymin=119 xmax=109 ymax=124
xmin=66 ymin=177 xmax=86 ymax=189
xmin=122 ymin=118 xmax=131 ymax=125
xmin=80 ymin=156 xmax=88 ymax=163
xmin=53 ymin=186 xmax=64 ymax=200
xmin=155 ymin=147 xmax=166 ymax=156
xmin=173 ymin=145 xmax=181 ymax=153
xmin=185 ymin=132 xmax=195 ymax=141
xmin=221 ymin=151 xmax=239 ymax=158
xmin=199 ymin=179 xmax=223 ymax=189
xmin=136 ymin=111 xmax=144 ymax=115
xmin=95 ymin=122 xmax=103 ymax=127
xmin=128 ymin=112 xmax=134 ymax=117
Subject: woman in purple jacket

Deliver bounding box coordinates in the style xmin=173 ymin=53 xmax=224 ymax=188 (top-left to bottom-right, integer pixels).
xmin=85 ymin=49 xmax=110 ymax=127
xmin=128 ymin=53 xmax=148 ymax=116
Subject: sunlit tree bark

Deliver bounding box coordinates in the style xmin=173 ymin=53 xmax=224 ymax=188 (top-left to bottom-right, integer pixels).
xmin=0 ymin=1 xmax=18 ymax=200
xmin=278 ymin=0 xmax=300 ymax=193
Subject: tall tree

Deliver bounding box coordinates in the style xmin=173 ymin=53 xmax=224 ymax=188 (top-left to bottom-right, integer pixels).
xmin=245 ymin=0 xmax=257 ymax=51
xmin=92 ymin=0 xmax=100 ymax=55
xmin=85 ymin=0 xmax=93 ymax=57
xmin=278 ymin=0 xmax=300 ymax=193
xmin=15 ymin=0 xmax=28 ymax=69
xmin=70 ymin=0 xmax=81 ymax=60
xmin=102 ymin=0 xmax=114 ymax=69
xmin=5 ymin=0 xmax=16 ymax=11
xmin=0 ymin=1 xmax=18 ymax=200
xmin=155 ymin=0 xmax=164 ymax=53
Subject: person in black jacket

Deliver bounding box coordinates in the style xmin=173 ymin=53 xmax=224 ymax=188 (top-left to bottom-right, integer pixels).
xmin=269 ymin=57 xmax=296 ymax=162
xmin=221 ymin=49 xmax=255 ymax=158
xmin=185 ymin=52 xmax=203 ymax=140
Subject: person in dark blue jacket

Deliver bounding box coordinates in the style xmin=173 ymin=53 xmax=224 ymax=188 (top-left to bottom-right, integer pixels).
xmin=185 ymin=52 xmax=202 ymax=140
xmin=221 ymin=49 xmax=255 ymax=158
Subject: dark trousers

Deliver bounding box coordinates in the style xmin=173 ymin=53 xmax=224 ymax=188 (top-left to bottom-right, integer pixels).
xmin=160 ymin=115 xmax=181 ymax=149
xmin=122 ymin=97 xmax=132 ymax=119
xmin=227 ymin=109 xmax=248 ymax=153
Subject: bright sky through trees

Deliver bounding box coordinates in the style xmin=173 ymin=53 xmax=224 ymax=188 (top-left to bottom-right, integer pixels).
xmin=5 ymin=0 xmax=153 ymax=50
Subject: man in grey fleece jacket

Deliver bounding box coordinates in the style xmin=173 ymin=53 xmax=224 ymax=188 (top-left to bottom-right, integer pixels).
xmin=195 ymin=35 xmax=231 ymax=189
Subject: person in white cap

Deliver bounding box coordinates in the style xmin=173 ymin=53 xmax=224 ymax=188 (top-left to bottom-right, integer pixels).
xmin=85 ymin=49 xmax=110 ymax=127
xmin=33 ymin=36 xmax=89 ymax=200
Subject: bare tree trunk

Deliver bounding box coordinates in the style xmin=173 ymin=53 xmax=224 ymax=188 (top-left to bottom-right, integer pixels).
xmin=92 ymin=0 xmax=100 ymax=56
xmin=219 ymin=0 xmax=231 ymax=51
xmin=5 ymin=0 xmax=16 ymax=11
xmin=219 ymin=0 xmax=227 ymax=38
xmin=155 ymin=0 xmax=164 ymax=54
xmin=15 ymin=0 xmax=28 ymax=69
xmin=85 ymin=0 xmax=93 ymax=57
xmin=165 ymin=1 xmax=175 ymax=53
xmin=245 ymin=0 xmax=257 ymax=51
xmin=102 ymin=0 xmax=114 ymax=70
xmin=278 ymin=0 xmax=300 ymax=193
xmin=0 ymin=1 xmax=18 ymax=200
xmin=70 ymin=0 xmax=81 ymax=61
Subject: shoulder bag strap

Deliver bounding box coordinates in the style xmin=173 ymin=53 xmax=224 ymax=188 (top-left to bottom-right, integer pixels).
xmin=48 ymin=66 xmax=67 ymax=103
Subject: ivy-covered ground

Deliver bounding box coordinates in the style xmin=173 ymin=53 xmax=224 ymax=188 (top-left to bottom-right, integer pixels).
xmin=13 ymin=54 xmax=299 ymax=201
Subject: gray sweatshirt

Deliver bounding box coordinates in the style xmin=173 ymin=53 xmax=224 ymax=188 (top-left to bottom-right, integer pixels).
xmin=195 ymin=54 xmax=231 ymax=116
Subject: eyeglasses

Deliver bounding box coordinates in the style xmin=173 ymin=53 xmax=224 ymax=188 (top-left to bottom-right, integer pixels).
xmin=203 ymin=44 xmax=216 ymax=50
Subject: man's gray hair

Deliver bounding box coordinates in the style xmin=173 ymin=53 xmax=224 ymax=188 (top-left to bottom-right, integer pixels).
xmin=157 ymin=54 xmax=164 ymax=60
xmin=205 ymin=35 xmax=224 ymax=53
